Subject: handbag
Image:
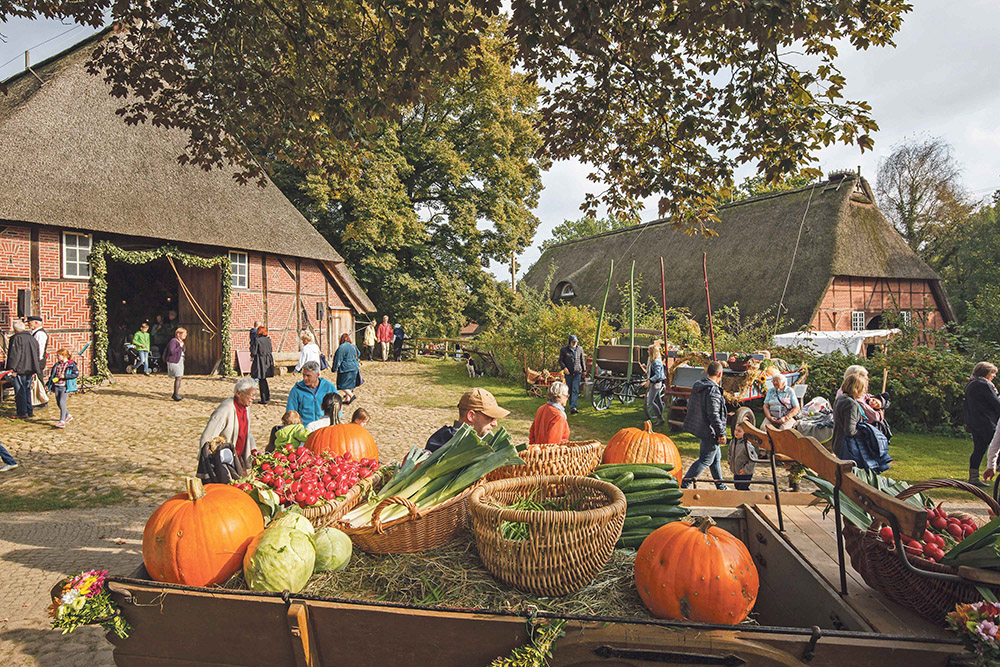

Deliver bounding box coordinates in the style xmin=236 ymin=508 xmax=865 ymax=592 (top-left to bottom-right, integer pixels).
xmin=319 ymin=354 xmax=329 ymax=371
xmin=31 ymin=376 xmax=49 ymax=406
xmin=355 ymin=368 xmax=364 ymax=387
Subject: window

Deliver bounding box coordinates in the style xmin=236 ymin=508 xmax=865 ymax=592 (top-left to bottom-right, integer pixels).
xmin=62 ymin=232 xmax=92 ymax=278
xmin=556 ymin=281 xmax=576 ymax=300
xmin=851 ymin=311 xmax=866 ymax=331
xmin=229 ymin=251 xmax=248 ymax=288
xmin=900 ymin=311 xmax=912 ymax=326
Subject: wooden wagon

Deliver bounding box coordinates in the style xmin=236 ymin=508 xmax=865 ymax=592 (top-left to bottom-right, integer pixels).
xmin=524 ymin=366 xmax=566 ymax=397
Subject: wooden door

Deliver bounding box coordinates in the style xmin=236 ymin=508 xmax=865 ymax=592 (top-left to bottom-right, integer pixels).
xmin=175 ymin=262 xmax=222 ymax=374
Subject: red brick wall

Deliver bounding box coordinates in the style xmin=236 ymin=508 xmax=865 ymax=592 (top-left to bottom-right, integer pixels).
xmin=1 ymin=223 xmax=360 ymax=375
xmin=810 ymin=276 xmax=946 ymax=335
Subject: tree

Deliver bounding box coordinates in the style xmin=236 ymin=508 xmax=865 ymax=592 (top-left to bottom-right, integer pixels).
xmin=270 ymin=23 xmax=544 ymax=336
xmin=539 ymin=214 xmax=634 ymax=252
xmin=5 ymin=1 xmax=911 ymax=232
xmin=935 ymin=191 xmax=1000 ymax=323
xmin=875 ymin=136 xmax=972 ymax=258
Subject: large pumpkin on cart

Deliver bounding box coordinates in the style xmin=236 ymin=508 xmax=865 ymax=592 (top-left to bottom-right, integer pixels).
xmin=635 ymin=516 xmax=759 ymax=624
xmin=142 ymin=478 xmax=264 ymax=587
xmin=602 ymin=421 xmax=682 ymax=482
xmin=306 ymin=423 xmax=379 ymax=463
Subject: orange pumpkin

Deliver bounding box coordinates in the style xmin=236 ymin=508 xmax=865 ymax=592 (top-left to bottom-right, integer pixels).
xmin=305 ymin=423 xmax=379 ymax=463
xmin=142 ymin=478 xmax=264 ymax=587
xmin=602 ymin=421 xmax=682 ymax=482
xmin=634 ymin=516 xmax=759 ymax=624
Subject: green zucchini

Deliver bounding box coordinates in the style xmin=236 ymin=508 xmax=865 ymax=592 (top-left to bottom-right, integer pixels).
xmin=623 ymin=515 xmax=652 ymax=529
xmin=597 ymin=462 xmax=675 ymax=473
xmin=611 ymin=471 xmax=634 ymax=488
xmin=647 ymin=516 xmax=684 ymax=529
xmin=616 ymin=531 xmax=653 ymax=548
xmin=625 ymin=504 xmax=689 ymax=518
xmin=626 ymin=488 xmax=683 ymax=505
xmin=621 ymin=478 xmax=677 ymax=493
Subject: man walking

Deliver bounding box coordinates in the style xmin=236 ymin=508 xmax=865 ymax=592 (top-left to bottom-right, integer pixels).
xmin=376 ymin=315 xmax=394 ymax=361
xmin=362 ymin=321 xmax=377 ymax=361
xmin=5 ymin=320 xmax=42 ymax=418
xmin=680 ymin=361 xmax=729 ymax=490
xmin=559 ymin=334 xmax=586 ymax=415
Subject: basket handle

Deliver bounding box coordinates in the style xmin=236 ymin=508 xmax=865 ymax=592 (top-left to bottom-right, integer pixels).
xmin=371 ymin=496 xmax=419 ymax=534
xmin=894 ymin=478 xmax=1000 ymax=519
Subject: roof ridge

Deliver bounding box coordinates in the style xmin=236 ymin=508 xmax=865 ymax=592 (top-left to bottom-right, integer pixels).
xmin=1 ymin=25 xmax=112 ymax=89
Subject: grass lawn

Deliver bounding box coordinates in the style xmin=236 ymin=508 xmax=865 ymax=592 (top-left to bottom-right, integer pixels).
xmin=416 ymin=357 xmax=980 ymax=495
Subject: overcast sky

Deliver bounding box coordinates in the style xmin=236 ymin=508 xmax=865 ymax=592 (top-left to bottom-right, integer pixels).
xmin=4 ymin=3 xmax=1000 ymax=280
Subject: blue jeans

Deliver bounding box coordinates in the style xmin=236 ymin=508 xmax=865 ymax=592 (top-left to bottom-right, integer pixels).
xmin=645 ymin=381 xmax=664 ymax=421
xmin=0 ymin=442 xmax=16 ymax=466
xmin=13 ymin=373 xmax=33 ymax=417
xmin=54 ymin=385 xmax=69 ymax=422
xmin=134 ymin=350 xmax=149 ymax=373
xmin=682 ymin=436 xmax=728 ymax=489
xmin=567 ymin=372 xmax=581 ymax=411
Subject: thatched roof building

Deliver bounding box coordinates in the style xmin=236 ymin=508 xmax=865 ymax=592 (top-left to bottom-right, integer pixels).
xmin=523 ymin=174 xmax=954 ymax=333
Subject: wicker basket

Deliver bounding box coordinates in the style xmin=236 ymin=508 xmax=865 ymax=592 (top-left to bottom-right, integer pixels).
xmin=469 ymin=475 xmax=626 ymax=596
xmin=336 ymin=484 xmax=477 ymax=554
xmin=843 ymin=478 xmax=1000 ymax=623
xmin=484 ymin=440 xmax=602 ymax=482
xmin=300 ymin=474 xmax=380 ymax=529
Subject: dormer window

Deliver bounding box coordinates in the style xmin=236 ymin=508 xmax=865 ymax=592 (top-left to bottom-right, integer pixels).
xmin=556 ymin=281 xmax=576 ymax=300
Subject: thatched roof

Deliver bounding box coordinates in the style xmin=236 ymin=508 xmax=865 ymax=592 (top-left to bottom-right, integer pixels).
xmin=0 ymin=30 xmax=374 ymax=312
xmin=523 ymin=174 xmax=954 ymax=326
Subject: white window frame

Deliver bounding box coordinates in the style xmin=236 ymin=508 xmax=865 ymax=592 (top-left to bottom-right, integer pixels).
xmin=229 ymin=251 xmax=249 ymax=289
xmin=62 ymin=232 xmax=92 ymax=279
xmin=559 ymin=282 xmax=576 ymax=299
xmin=851 ymin=311 xmax=866 ymax=331
xmin=900 ymin=311 xmax=912 ymax=326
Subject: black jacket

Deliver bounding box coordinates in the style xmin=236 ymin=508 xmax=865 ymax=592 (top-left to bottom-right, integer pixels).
xmin=684 ymin=377 xmax=727 ymax=441
xmin=964 ymin=377 xmax=1000 ymax=436
xmin=4 ymin=331 xmax=42 ymax=376
xmin=559 ymin=344 xmax=586 ymax=375
xmin=250 ymin=335 xmax=275 ymax=379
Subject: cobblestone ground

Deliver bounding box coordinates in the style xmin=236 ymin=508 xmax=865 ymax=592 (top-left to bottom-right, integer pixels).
xmin=0 ymin=360 xmax=531 ymax=666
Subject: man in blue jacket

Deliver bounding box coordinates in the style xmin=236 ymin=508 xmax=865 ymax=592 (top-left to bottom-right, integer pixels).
xmin=558 ymin=334 xmax=586 ymax=415
xmin=681 ymin=361 xmax=729 ymax=490
xmin=286 ymin=362 xmax=338 ymax=426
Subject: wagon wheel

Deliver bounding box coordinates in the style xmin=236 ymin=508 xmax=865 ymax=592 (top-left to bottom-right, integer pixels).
xmin=528 ymin=384 xmax=543 ymax=398
xmin=618 ymin=380 xmax=641 ymax=405
xmin=592 ymin=378 xmax=615 ymax=411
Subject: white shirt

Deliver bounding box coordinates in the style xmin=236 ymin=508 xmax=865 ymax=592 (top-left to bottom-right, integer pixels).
xmin=32 ymin=328 xmax=48 ymax=363
xmin=987 ymin=421 xmax=1000 ymax=471
xmin=295 ymin=342 xmax=321 ymax=372
xmin=306 ymin=417 xmax=330 ymax=433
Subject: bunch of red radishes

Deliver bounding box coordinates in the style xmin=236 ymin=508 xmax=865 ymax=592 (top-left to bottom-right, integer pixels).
xmin=877 ymin=504 xmax=978 ymax=563
xmin=234 ymin=445 xmax=379 ymax=509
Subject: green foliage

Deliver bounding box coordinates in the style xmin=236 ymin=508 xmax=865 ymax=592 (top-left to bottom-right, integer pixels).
xmin=712 ymin=302 xmax=791 ymax=353
xmin=6 ymin=1 xmax=909 ymax=232
xmin=611 ymin=274 xmax=702 ymax=348
xmin=721 ymin=172 xmax=821 ymax=204
xmin=89 ymin=242 xmax=232 ymax=380
xmin=539 ymin=215 xmax=635 ymax=252
xmin=271 ymin=22 xmax=543 ymax=336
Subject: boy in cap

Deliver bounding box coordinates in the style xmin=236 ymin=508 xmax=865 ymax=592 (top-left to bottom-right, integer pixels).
xmin=425 ymin=387 xmax=510 ymax=452
xmin=559 ymin=334 xmax=586 ymax=415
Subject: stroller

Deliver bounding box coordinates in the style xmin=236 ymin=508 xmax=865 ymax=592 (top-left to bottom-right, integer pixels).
xmin=123 ymin=341 xmax=161 ymax=374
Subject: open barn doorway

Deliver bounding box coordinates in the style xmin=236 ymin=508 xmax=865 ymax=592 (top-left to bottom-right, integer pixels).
xmin=105 ymin=257 xmax=222 ymax=374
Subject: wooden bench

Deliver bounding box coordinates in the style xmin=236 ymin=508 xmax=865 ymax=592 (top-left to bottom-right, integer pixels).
xmin=273 ymin=352 xmax=300 ymax=375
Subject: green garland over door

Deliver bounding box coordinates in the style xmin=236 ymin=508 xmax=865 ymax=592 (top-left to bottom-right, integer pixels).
xmin=89 ymin=241 xmax=233 ymax=380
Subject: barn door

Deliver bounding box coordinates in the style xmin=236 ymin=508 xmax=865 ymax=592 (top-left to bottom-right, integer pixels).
xmin=175 ymin=262 xmax=222 ymax=375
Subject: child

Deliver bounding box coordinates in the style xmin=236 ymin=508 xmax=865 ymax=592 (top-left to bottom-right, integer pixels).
xmin=306 ymin=393 xmax=344 ymax=432
xmin=131 ymin=322 xmax=151 ymax=375
xmin=267 ymin=411 xmax=308 ymax=452
xmin=47 ymin=348 xmax=79 ymax=428
xmin=351 ymin=408 xmax=370 ymax=427
xmin=727 ymin=407 xmax=758 ymax=491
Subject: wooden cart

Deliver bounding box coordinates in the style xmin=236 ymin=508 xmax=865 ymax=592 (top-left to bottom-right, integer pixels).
xmin=524 ymin=366 xmax=566 ymax=397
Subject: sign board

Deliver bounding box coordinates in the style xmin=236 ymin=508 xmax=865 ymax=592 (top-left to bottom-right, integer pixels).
xmin=236 ymin=350 xmax=252 ymax=375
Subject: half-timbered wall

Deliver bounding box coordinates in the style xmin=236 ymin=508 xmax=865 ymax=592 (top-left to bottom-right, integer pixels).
xmin=810 ymin=276 xmax=946 ymax=334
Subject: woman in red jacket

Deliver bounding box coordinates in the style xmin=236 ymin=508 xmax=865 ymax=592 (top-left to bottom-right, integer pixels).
xmin=529 ymin=381 xmax=570 ymax=444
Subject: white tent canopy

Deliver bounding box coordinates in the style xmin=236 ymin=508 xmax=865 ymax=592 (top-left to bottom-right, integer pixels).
xmin=772 ymin=329 xmax=900 ymax=356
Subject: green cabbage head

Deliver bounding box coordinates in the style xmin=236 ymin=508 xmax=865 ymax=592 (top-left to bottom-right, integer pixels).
xmin=243 ymin=525 xmax=316 ymax=593
xmin=270 ymin=510 xmax=315 ymax=536
xmin=313 ymin=527 xmax=352 ymax=572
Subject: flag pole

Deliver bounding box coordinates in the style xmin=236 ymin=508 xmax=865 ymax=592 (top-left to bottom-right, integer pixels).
xmin=703 ymin=252 xmax=716 ymax=359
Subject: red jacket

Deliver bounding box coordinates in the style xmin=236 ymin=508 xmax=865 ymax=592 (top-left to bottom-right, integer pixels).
xmin=529 ymin=403 xmax=570 ymax=445
xmin=376 ymin=323 xmax=394 ymax=343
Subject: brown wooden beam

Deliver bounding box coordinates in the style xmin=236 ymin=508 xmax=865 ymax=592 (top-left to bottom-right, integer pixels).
xmin=29 ymin=225 xmax=40 ymax=315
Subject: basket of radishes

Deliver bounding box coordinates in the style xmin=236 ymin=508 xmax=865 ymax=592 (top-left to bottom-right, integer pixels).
xmin=846 ymin=478 xmax=1000 ymax=623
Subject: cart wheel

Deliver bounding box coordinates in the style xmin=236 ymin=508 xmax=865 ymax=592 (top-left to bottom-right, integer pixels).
xmin=528 ymin=385 xmax=542 ymax=398
xmin=619 ymin=380 xmax=640 ymax=404
xmin=592 ymin=378 xmax=614 ymax=411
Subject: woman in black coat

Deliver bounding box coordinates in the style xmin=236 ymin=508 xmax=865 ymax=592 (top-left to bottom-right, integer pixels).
xmin=250 ymin=326 xmax=275 ymax=405
xmin=965 ymin=362 xmax=1000 ymax=487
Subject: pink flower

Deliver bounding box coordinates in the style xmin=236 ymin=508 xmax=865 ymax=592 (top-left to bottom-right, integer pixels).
xmin=976 ymin=620 xmax=999 ymax=644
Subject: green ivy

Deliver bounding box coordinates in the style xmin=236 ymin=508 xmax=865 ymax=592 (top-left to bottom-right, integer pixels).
xmin=89 ymin=242 xmax=233 ymax=381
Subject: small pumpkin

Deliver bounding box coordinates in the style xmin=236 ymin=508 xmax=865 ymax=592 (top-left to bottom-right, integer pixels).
xmin=142 ymin=478 xmax=264 ymax=587
xmin=634 ymin=516 xmax=759 ymax=624
xmin=602 ymin=421 xmax=682 ymax=482
xmin=305 ymin=423 xmax=379 ymax=463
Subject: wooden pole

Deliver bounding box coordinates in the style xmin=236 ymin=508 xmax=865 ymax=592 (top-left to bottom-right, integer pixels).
xmin=882 ymin=367 xmax=889 ymax=394
xmin=627 ymin=260 xmax=636 ymax=380
xmin=703 ymin=252 xmax=716 ymax=358
xmin=659 ymin=256 xmax=668 ymax=350
xmin=592 ymin=260 xmax=614 ymax=380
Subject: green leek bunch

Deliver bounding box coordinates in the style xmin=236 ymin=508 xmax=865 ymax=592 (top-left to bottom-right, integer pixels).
xmin=341 ymin=425 xmax=523 ymax=528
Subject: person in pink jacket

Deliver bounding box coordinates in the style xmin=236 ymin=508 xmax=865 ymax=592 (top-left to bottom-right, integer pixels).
xmin=375 ymin=315 xmax=394 ymax=361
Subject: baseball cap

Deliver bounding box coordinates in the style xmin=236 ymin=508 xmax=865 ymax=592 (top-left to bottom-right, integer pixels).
xmin=458 ymin=387 xmax=509 ymax=420
xmin=568 ymin=334 xmax=578 ymax=343
xmin=26 ymin=315 xmax=42 ymax=322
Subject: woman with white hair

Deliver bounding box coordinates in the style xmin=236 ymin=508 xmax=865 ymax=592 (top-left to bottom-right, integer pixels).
xmin=528 ymin=381 xmax=571 ymax=444
xmin=294 ymin=330 xmax=321 ymax=373
xmin=199 ymin=378 xmax=258 ymax=471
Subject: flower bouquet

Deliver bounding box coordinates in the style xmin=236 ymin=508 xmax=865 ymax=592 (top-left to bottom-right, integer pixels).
xmin=48 ymin=570 xmax=130 ymax=639
xmin=947 ymin=601 xmax=1000 ymax=666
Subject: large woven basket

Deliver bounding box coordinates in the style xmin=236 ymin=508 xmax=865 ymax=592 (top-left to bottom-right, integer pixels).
xmin=300 ymin=474 xmax=378 ymax=529
xmin=336 ymin=484 xmax=476 ymax=554
xmin=844 ymin=478 xmax=1000 ymax=623
xmin=469 ymin=475 xmax=626 ymax=596
xmin=484 ymin=440 xmax=602 ymax=482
